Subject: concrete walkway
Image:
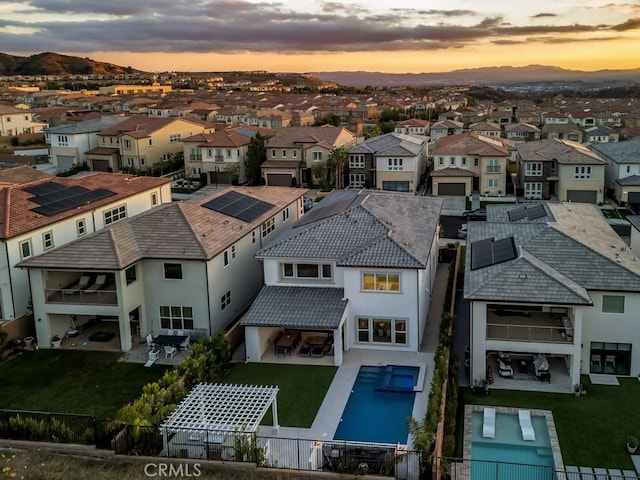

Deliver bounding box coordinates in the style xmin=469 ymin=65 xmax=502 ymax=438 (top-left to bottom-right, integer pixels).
xmin=421 ymin=263 xmax=450 ymax=353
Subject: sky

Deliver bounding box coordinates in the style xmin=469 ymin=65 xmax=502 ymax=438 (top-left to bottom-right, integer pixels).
xmin=0 ymin=0 xmax=639 ymax=73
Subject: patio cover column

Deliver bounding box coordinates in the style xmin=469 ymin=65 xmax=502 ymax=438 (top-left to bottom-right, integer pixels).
xmin=272 ymin=395 xmax=279 ymax=431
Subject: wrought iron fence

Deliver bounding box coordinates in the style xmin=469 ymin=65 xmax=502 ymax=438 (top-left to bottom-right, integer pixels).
xmin=0 ymin=409 xmax=96 ymax=445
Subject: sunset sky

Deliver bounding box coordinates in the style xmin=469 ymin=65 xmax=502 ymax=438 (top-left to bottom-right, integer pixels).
xmin=0 ymin=0 xmax=639 ymax=73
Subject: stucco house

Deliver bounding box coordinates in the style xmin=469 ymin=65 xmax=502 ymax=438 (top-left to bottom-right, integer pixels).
xmin=465 ymin=202 xmax=640 ymax=393
xmin=242 ymin=190 xmax=443 ymax=366
xmin=0 ymin=104 xmax=48 ymax=136
xmin=589 ymin=139 xmax=640 ymax=206
xmin=516 ymin=138 xmax=606 ymax=203
xmin=431 ymin=133 xmax=510 ymax=197
xmin=394 ymin=119 xmax=430 ymax=136
xmin=0 ymin=167 xmax=171 ymax=323
xmin=19 ymin=186 xmax=305 ymax=352
xmin=347 ymin=132 xmax=427 ymax=193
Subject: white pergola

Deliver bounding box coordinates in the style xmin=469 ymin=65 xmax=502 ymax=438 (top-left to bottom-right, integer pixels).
xmin=161 ymin=383 xmax=279 ymax=451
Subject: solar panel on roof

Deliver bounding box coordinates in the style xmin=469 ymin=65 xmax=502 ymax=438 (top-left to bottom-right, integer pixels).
xmin=295 ymin=196 xmax=357 ymax=227
xmin=23 ymin=182 xmax=67 ymax=197
xmin=492 ymin=237 xmax=518 ymax=264
xmin=507 ymin=206 xmax=527 ymax=222
xmin=202 ymin=191 xmax=275 ymax=222
xmin=527 ymin=204 xmax=547 ymax=220
xmin=28 ymin=183 xmax=116 ymax=217
xmin=471 ymin=238 xmax=494 ymax=270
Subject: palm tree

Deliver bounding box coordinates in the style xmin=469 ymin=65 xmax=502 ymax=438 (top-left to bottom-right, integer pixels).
xmin=328 ymin=146 xmax=348 ymax=190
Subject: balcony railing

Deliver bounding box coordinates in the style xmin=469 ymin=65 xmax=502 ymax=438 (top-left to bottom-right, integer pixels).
xmin=486 ymin=166 xmax=501 ymax=173
xmin=214 ymin=155 xmax=224 ymax=163
xmin=486 ymin=322 xmax=573 ymax=344
xmin=45 ymin=288 xmax=118 ymax=306
xmin=189 ymin=154 xmax=202 ymax=161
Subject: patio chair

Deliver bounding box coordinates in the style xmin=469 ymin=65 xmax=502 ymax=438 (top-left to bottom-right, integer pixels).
xmin=146 ymin=334 xmax=155 ymax=351
xmin=164 ymin=345 xmax=177 ymax=358
xmin=298 ymin=342 xmax=312 ymax=356
xmin=518 ymin=410 xmax=536 ymax=441
xmin=590 ymin=355 xmax=602 ymax=371
xmin=482 ymin=407 xmax=495 ymax=439
xmin=65 ymin=275 xmax=91 ymax=293
xmin=85 ymin=274 xmax=107 ymax=292
xmin=498 ymin=360 xmax=513 ymax=378
xmin=180 ymin=335 xmax=190 ymax=350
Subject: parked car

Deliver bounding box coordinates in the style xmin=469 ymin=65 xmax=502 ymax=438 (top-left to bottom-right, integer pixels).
xmin=462 ymin=209 xmax=487 ymax=221
xmin=457 ymin=223 xmax=468 ymax=239
xmin=303 ymin=196 xmax=314 ymax=211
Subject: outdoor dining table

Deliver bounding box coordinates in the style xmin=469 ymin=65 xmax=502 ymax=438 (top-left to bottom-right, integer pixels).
xmin=153 ymin=334 xmax=189 ymax=349
xmin=275 ymin=330 xmax=300 ymax=356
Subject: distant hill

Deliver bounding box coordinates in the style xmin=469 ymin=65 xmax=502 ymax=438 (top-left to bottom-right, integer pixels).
xmin=0 ymin=52 xmax=143 ymax=76
xmin=310 ymin=65 xmax=640 ymax=87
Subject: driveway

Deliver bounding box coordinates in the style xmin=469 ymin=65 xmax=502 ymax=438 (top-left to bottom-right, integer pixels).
xmin=440 ymin=196 xmax=466 ymax=216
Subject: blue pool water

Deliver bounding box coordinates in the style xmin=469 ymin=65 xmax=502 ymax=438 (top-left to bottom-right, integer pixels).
xmin=471 ymin=410 xmax=556 ymax=480
xmin=333 ymin=365 xmax=418 ymax=444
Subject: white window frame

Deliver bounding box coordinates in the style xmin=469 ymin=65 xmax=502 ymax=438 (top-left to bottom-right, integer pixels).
xmin=223 ymin=250 xmax=229 ymax=267
xmin=438 ymin=157 xmax=444 ymax=166
xmin=252 ymin=231 xmax=256 ymax=244
xmin=159 ymin=305 xmax=194 ymax=330
xmin=231 ymin=245 xmax=236 ymax=259
xmin=76 ymin=219 xmax=86 ymax=237
xmin=602 ymin=295 xmax=625 ymax=314
xmin=524 ymin=182 xmax=542 ymax=199
xmin=349 ymin=173 xmax=365 ymax=188
xmin=148 ymin=138 xmax=153 ymax=146
xmin=282 ymin=149 xmax=287 ymax=158
xmin=356 ymin=317 xmax=408 ymax=345
xmin=123 ymin=139 xmax=132 ymax=150
xmin=151 ymin=193 xmax=158 ymax=206
xmin=261 ymin=217 xmax=275 ymax=237
xmin=313 ymin=151 xmax=323 ymax=161
xmin=125 ymin=265 xmax=137 ymax=285
xmin=350 ymin=155 xmax=365 ymax=169
xmin=19 ymin=239 xmax=32 ymax=259
xmin=487 ymin=159 xmax=500 ymax=173
xmin=488 ymin=179 xmax=498 ymax=189
xmin=574 ymin=166 xmax=592 ymax=179
xmin=282 ymin=208 xmax=290 ymax=222
xmin=169 ymin=134 xmax=181 ymax=143
xmin=281 ymin=263 xmax=333 ymax=280
xmin=525 ymin=162 xmax=543 ymax=176
xmin=42 ymin=230 xmax=54 ymax=250
xmin=104 ymin=205 xmax=127 ymax=225
xmin=361 ymin=272 xmax=401 ymax=292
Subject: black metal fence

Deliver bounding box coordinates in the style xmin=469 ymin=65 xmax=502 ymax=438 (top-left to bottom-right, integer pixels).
xmin=0 ymin=409 xmax=97 ymax=445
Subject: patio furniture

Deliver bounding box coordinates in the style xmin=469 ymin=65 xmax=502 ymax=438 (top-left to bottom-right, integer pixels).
xmin=497 ymin=351 xmax=511 ymax=365
xmin=482 ymin=407 xmax=495 ymax=439
xmin=590 ymin=355 xmax=602 ymax=371
xmin=537 ymin=371 xmax=551 ymax=383
xmin=518 ymin=410 xmax=536 ymax=441
xmin=298 ymin=342 xmax=312 ymax=356
xmin=180 ymin=335 xmax=191 ymax=350
xmin=154 ymin=334 xmax=189 ymax=350
xmin=64 ymin=275 xmax=91 ymax=294
xmin=146 ymin=334 xmax=155 ymax=350
xmin=498 ymin=360 xmax=513 ymax=378
xmin=85 ymin=274 xmax=107 ymax=292
xmin=164 ymin=345 xmax=177 ymax=358
xmin=275 ymin=331 xmax=300 ymax=356
xmin=145 ymin=349 xmax=159 ymax=367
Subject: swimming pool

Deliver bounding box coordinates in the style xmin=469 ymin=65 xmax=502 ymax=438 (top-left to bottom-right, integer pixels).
xmin=333 ymin=365 xmax=418 ymax=444
xmin=470 ymin=409 xmax=556 ymax=479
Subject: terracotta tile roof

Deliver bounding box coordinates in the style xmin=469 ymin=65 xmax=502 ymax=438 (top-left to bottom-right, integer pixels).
xmin=0 ymin=172 xmax=170 ymax=239
xmin=431 ymin=167 xmax=475 ymax=177
xmin=97 ymin=116 xmax=207 ymax=137
xmin=0 ymin=166 xmax=52 ymax=185
xmin=18 ymin=186 xmax=305 ymax=269
xmin=433 ymin=133 xmax=509 ymax=156
xmin=85 ymin=147 xmax=120 ymax=155
xmin=266 ymin=126 xmax=354 ymax=149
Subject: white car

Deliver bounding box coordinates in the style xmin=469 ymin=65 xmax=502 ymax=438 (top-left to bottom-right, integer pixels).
xmin=457 ymin=223 xmax=468 ymax=239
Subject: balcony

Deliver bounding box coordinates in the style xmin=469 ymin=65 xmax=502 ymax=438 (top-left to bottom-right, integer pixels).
xmin=214 ymin=155 xmax=224 ymax=163
xmin=486 ymin=167 xmax=501 ymax=173
xmin=189 ymin=154 xmax=202 ymax=161
xmin=46 ymin=288 xmax=118 ymax=306
xmin=486 ymin=310 xmax=574 ymax=344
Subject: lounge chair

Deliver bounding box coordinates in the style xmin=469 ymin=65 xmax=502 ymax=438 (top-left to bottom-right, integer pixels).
xmin=65 ymin=275 xmax=91 ymax=293
xmin=498 ymin=360 xmax=513 ymax=378
xmin=298 ymin=342 xmax=312 ymax=356
xmin=518 ymin=410 xmax=536 ymax=441
xmin=482 ymin=407 xmax=495 ymax=439
xmin=145 ymin=349 xmax=159 ymax=367
xmin=310 ymin=345 xmax=325 ymax=357
xmin=85 ymin=274 xmax=107 ymax=292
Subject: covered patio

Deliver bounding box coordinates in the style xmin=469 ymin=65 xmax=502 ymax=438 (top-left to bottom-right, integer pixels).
xmin=161 ymin=383 xmax=279 ymax=460
xmin=240 ymin=286 xmax=348 ymax=366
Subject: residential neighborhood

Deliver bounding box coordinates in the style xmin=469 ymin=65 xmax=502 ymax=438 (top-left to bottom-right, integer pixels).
xmin=2 ymin=67 xmax=640 ymax=479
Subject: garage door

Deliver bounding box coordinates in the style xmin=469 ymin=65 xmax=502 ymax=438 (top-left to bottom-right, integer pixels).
xmin=567 ymin=190 xmax=597 ymax=204
xmin=628 ymin=192 xmax=640 ymax=205
xmin=56 ymin=155 xmax=74 ymax=169
xmin=438 ymin=183 xmax=466 ymax=196
xmin=91 ymin=159 xmax=110 ymax=172
xmin=266 ymin=173 xmax=293 ymax=186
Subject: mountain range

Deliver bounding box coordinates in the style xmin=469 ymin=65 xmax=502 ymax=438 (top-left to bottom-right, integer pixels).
xmin=0 ymin=52 xmax=140 ymax=76
xmin=310 ymin=65 xmax=640 ymax=87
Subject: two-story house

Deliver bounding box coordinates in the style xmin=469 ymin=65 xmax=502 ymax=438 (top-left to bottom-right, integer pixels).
xmin=45 ymin=115 xmax=127 ymax=169
xmin=241 ymin=189 xmax=443 ymax=366
xmin=394 ymin=119 xmax=430 ymax=136
xmin=469 ymin=122 xmax=502 ymax=138
xmin=347 ymin=133 xmax=427 ymax=193
xmin=431 ymin=133 xmax=510 ymax=197
xmin=261 ymin=126 xmax=356 ymax=187
xmin=517 ymin=138 xmax=606 ymax=203
xmin=589 ymin=140 xmax=640 ymax=206
xmin=465 ymin=202 xmax=640 ymax=393
xmin=0 ymin=167 xmax=170 ymax=324
xmin=86 ymin=116 xmax=213 ymax=172
xmin=183 ymin=126 xmax=276 ymax=185
xmin=429 ymin=120 xmax=464 ymax=140
xmin=19 ymin=186 xmax=305 ymax=352
xmin=584 ymin=126 xmax=619 ymax=144
xmin=0 ymin=104 xmax=48 ymax=136
xmin=503 ymin=123 xmax=542 ymax=142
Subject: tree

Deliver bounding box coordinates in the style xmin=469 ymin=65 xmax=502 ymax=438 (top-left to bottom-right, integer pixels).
xmin=311 ymin=163 xmax=328 ymax=189
xmin=327 ymin=146 xmax=348 ymax=190
xmin=245 ymin=132 xmax=266 ymax=185
xmin=313 ymin=114 xmax=341 ymax=126
xmin=365 ymin=124 xmax=382 ymax=139
xmin=224 ymin=162 xmax=240 ymax=185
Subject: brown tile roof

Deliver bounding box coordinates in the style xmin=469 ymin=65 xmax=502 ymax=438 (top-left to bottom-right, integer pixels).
xmin=0 ymin=166 xmax=52 ymax=185
xmin=0 ymin=173 xmax=170 ymax=239
xmin=97 ymin=116 xmax=206 ymax=137
xmin=266 ymin=126 xmax=353 ymax=149
xmin=433 ymin=133 xmax=509 ymax=156
xmin=516 ymin=138 xmax=606 ymax=165
xmin=18 ymin=186 xmax=305 ymax=269
xmin=85 ymin=147 xmax=120 ymax=155
xmin=261 ymin=160 xmax=302 ymax=169
xmin=431 ymin=167 xmax=475 ymax=177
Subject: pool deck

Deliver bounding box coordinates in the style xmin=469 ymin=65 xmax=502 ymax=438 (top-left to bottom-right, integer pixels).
xmin=259 ymin=348 xmax=434 ymax=448
xmin=463 ymin=405 xmax=565 ymax=473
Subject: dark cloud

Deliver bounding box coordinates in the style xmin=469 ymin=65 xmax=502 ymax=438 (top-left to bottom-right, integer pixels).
xmin=539 ymin=35 xmax=623 ymax=43
xmin=531 ymin=13 xmax=558 ymax=18
xmin=612 ymin=16 xmax=640 ymax=30
xmin=0 ymin=0 xmax=635 ymax=55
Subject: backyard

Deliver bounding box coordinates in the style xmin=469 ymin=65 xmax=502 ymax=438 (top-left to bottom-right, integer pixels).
xmin=460 ymin=377 xmax=640 ymax=469
xmin=0 ymin=350 xmax=167 ymax=419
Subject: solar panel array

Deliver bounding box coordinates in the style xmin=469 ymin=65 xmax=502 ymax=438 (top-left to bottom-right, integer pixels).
xmin=24 ymin=182 xmax=116 ymax=217
xmin=202 ymin=191 xmax=275 ymax=222
xmin=471 ymin=236 xmax=517 ymax=270
xmin=507 ymin=204 xmax=548 ymax=222
xmin=295 ymin=195 xmax=357 ymax=227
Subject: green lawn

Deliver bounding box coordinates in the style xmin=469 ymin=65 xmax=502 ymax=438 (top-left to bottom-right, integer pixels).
xmin=0 ymin=350 xmax=167 ymax=419
xmin=461 ymin=377 xmax=640 ymax=468
xmin=224 ymin=363 xmax=337 ymax=428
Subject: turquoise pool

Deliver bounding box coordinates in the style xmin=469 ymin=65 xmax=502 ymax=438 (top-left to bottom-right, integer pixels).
xmin=471 ymin=410 xmax=556 ymax=479
xmin=333 ymin=365 xmax=418 ymax=444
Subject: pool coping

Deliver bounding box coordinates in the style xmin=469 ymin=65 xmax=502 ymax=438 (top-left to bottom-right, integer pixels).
xmin=362 ymin=362 xmax=427 ymax=392
xmin=464 ymin=405 xmax=565 ymax=474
